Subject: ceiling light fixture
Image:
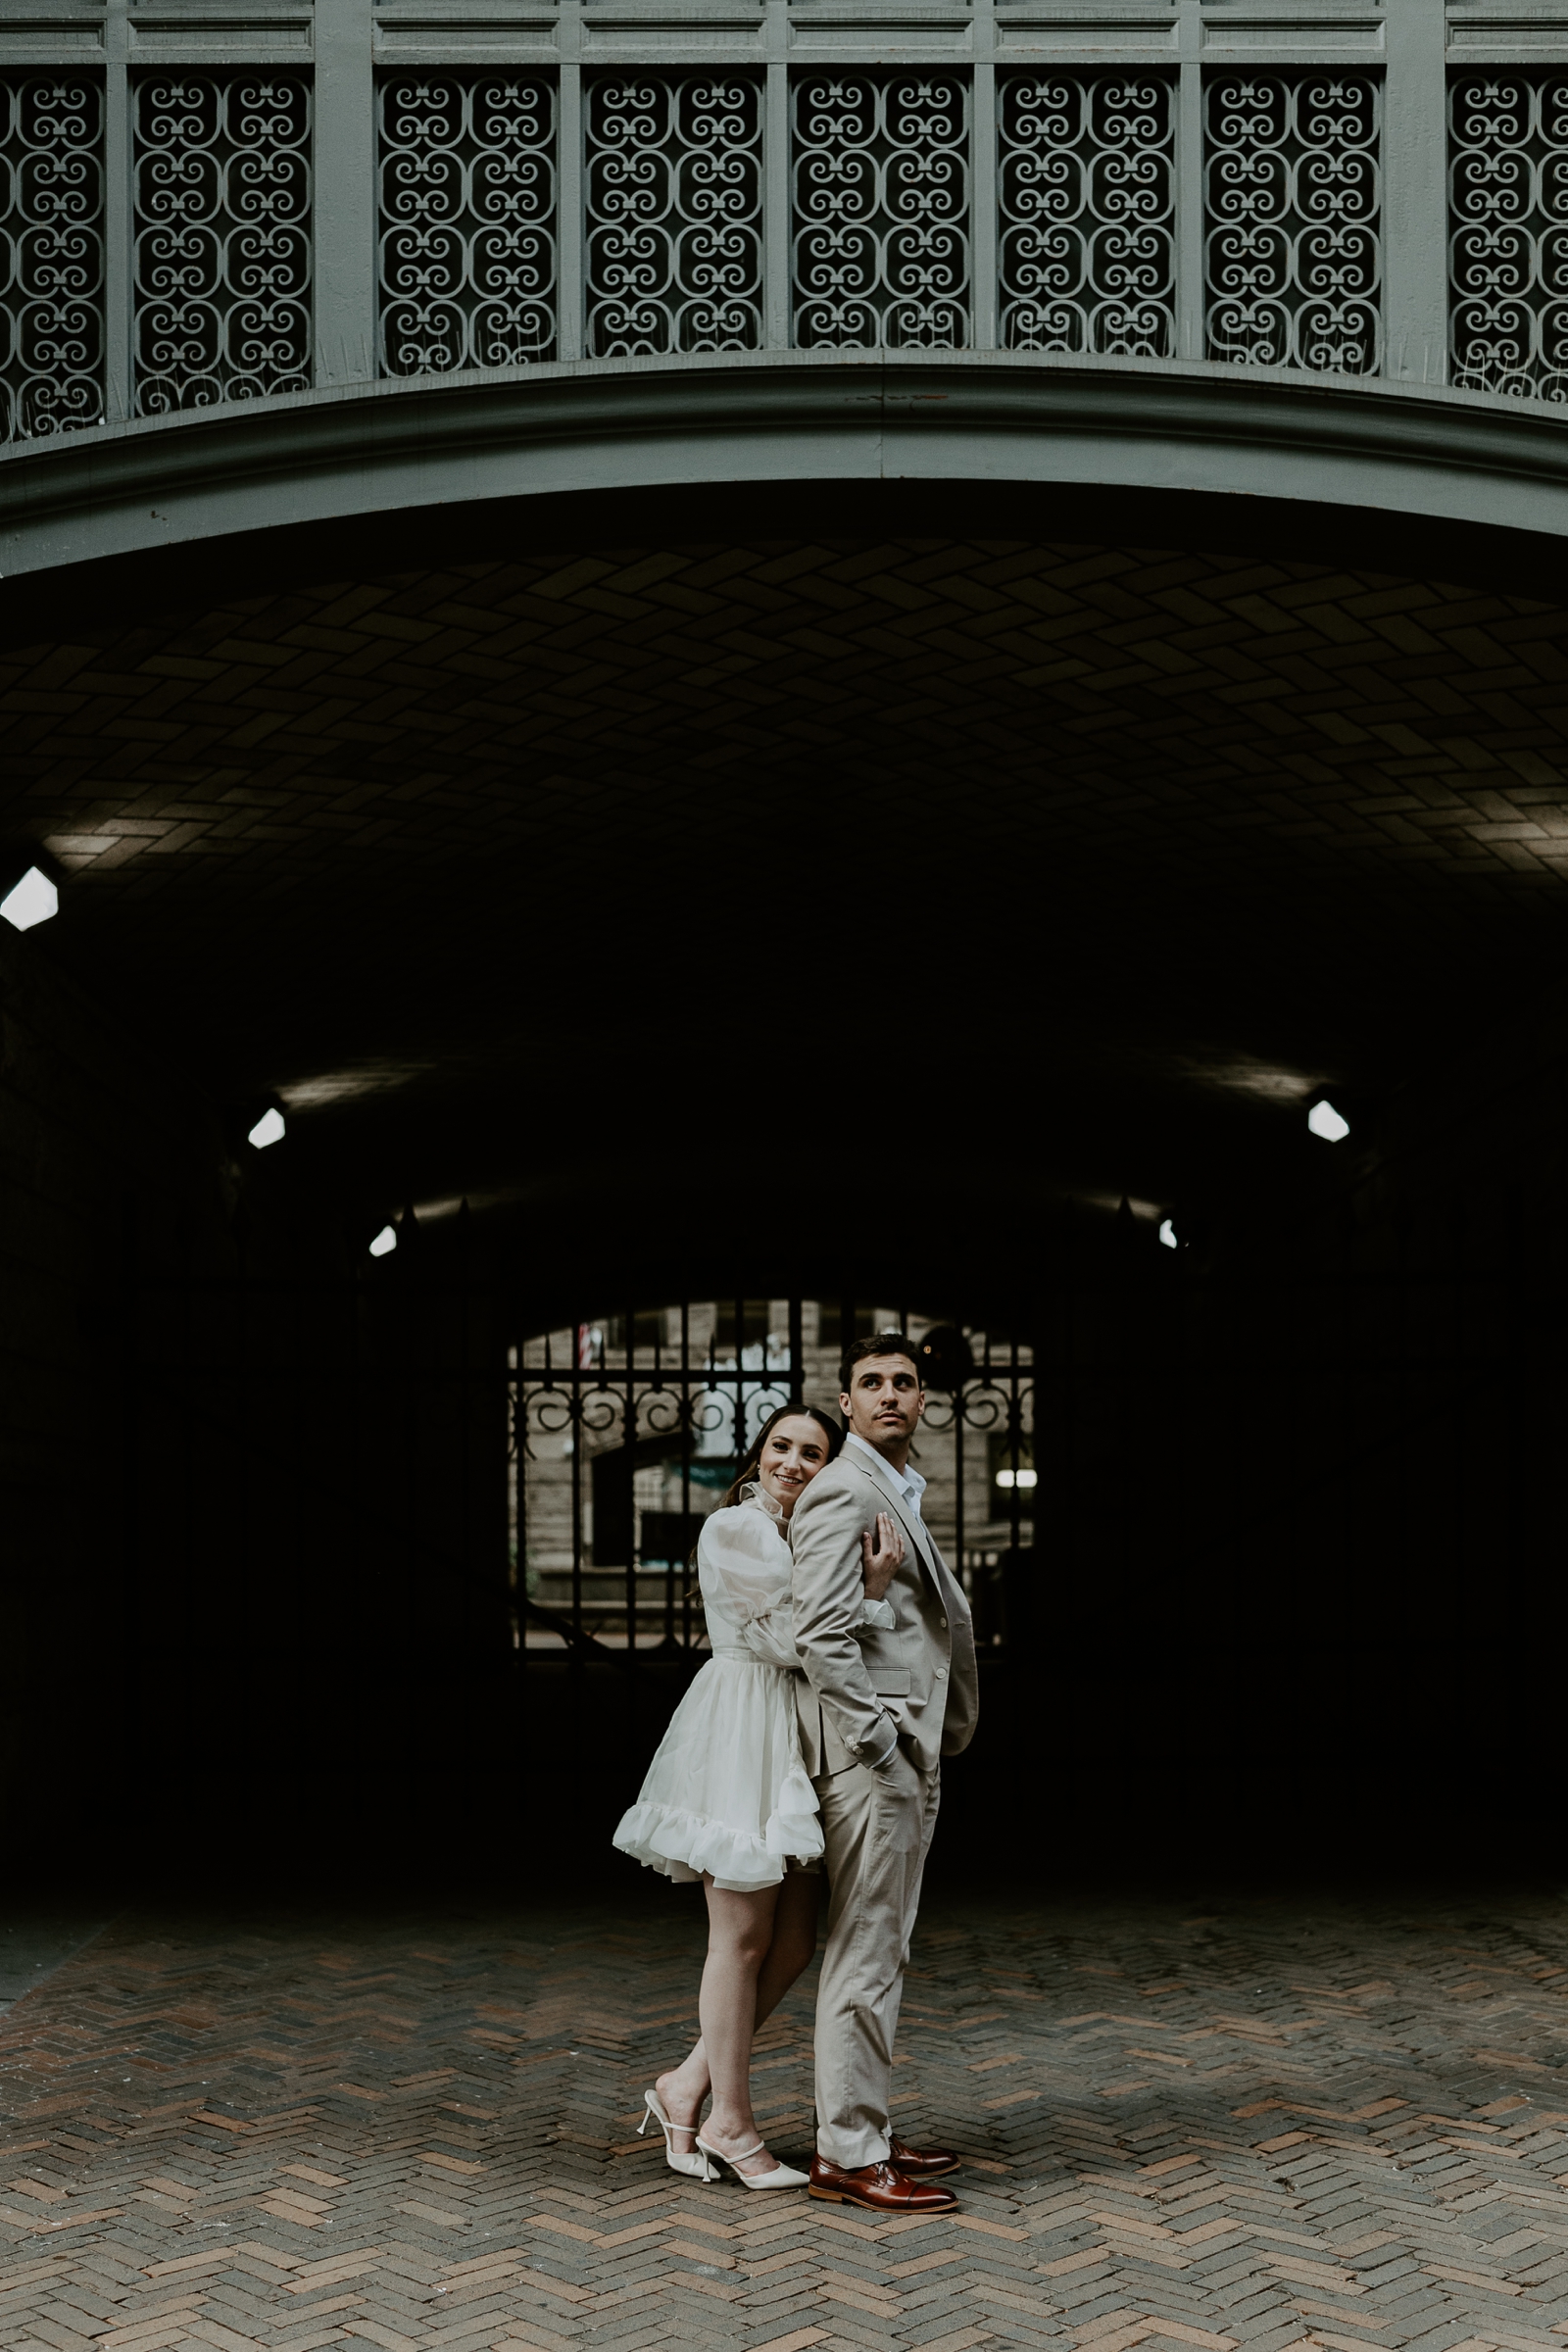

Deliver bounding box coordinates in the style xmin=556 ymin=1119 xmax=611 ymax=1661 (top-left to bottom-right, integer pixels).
xmin=248 ymin=1108 xmax=285 ymax=1150
xmin=1 ymin=866 xmax=58 ymax=932
xmin=1307 ymin=1101 xmax=1350 ymax=1143
xmin=368 ymin=1225 xmax=398 ymax=1258
xmin=1158 ymin=1218 xmax=1178 ymax=1250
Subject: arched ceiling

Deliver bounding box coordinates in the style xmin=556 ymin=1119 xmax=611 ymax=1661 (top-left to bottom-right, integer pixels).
xmin=7 ymin=523 xmax=1568 ymax=1292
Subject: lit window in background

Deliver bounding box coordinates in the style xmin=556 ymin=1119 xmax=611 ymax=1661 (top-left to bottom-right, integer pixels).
xmin=1307 ymin=1101 xmax=1350 ymax=1143
xmin=996 ymin=1468 xmax=1039 ymax=1490
xmin=368 ymin=1225 xmax=398 ymax=1257
xmin=248 ymin=1108 xmax=285 ymax=1149
xmin=0 ymin=867 xmax=58 ymax=931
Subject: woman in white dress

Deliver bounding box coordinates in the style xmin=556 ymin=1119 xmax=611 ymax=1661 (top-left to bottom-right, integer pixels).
xmin=612 ymin=1401 xmax=903 ymax=2189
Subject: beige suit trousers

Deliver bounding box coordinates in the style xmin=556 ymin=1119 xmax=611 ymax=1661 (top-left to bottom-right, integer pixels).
xmin=811 ymin=1746 xmax=941 ymax=2169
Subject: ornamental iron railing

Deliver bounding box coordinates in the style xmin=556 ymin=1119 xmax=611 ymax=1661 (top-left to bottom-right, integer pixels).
xmin=0 ymin=75 xmax=102 ymax=442
xmin=132 ymin=74 xmax=312 ymax=414
xmin=791 ymin=74 xmax=970 ymax=349
xmin=1204 ymin=72 xmax=1382 ymax=375
xmin=378 ymin=74 xmax=556 ymax=375
xmin=586 ymin=74 xmax=762 ymax=357
xmin=1450 ymin=74 xmax=1568 ymax=404
xmin=25 ymin=53 xmax=1568 ymax=441
xmin=999 ymin=73 xmax=1175 ymax=358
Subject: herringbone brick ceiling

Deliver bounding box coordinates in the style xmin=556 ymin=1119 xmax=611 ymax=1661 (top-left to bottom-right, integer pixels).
xmin=7 ymin=533 xmax=1568 ymax=1220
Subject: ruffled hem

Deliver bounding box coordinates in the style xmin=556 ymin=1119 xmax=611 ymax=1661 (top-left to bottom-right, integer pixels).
xmin=613 ymin=1783 xmax=824 ymax=1891
xmin=764 ymin=1759 xmax=822 ymax=1854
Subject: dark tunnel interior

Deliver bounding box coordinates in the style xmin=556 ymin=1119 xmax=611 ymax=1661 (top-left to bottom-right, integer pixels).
xmin=6 ymin=489 xmax=1568 ymax=1897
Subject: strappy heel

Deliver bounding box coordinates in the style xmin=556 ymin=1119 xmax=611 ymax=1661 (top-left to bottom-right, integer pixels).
xmin=637 ymin=2087 xmax=707 ymax=2180
xmin=694 ymin=2132 xmax=809 ymax=2190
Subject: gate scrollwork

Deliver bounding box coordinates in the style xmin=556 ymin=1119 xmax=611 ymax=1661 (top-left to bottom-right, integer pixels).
xmin=0 ymin=75 xmax=103 ymax=442
xmin=133 ymin=74 xmax=313 ymax=414
xmin=586 ymin=75 xmax=763 ymax=357
xmin=792 ymin=74 xmax=970 ymax=349
xmin=1204 ymin=73 xmax=1382 ymax=375
xmin=133 ymin=74 xmax=312 ymax=414
xmin=378 ymin=74 xmax=557 ymax=375
xmin=999 ymin=73 xmax=1175 ymax=357
xmin=1449 ymin=75 xmax=1568 ymax=403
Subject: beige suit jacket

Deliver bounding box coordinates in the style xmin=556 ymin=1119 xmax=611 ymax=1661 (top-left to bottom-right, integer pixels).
xmin=790 ymin=1439 xmax=979 ymax=1776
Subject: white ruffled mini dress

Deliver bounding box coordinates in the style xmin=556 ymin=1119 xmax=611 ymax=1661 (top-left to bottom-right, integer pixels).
xmin=612 ymin=1485 xmax=894 ymax=1894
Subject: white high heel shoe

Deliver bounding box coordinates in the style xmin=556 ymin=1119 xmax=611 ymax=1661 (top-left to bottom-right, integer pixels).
xmin=695 ymin=2133 xmax=809 ymax=2190
xmin=637 ymin=2088 xmax=708 ymax=2180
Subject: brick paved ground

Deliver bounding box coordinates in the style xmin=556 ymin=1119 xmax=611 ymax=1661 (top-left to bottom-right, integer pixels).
xmin=7 ymin=1886 xmax=1568 ymax=2352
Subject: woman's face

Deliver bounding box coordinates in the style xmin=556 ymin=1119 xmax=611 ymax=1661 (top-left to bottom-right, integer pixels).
xmin=756 ymin=1415 xmax=834 ymax=1518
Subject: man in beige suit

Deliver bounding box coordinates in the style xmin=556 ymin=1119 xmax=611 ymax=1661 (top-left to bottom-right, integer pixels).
xmin=789 ymin=1333 xmax=980 ymax=2213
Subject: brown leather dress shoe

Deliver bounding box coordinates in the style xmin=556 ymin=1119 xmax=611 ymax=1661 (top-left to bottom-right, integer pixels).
xmin=808 ymin=2155 xmax=958 ymax=2212
xmin=890 ymin=2134 xmax=961 ymax=2177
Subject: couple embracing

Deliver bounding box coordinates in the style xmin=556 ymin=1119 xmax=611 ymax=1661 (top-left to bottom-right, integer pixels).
xmin=612 ymin=1333 xmax=979 ymax=2211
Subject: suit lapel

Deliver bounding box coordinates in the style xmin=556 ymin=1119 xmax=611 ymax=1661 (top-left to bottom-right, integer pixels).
xmin=847 ymin=1443 xmax=944 ymax=1588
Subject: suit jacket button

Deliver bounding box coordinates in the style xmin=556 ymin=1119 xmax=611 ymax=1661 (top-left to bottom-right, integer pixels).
xmin=939 ymin=1615 xmax=948 ymax=1629
xmin=935 ymin=1666 xmax=948 ymax=1679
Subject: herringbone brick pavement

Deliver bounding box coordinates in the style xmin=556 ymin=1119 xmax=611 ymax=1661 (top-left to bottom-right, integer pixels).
xmin=7 ymin=1889 xmax=1568 ymax=2352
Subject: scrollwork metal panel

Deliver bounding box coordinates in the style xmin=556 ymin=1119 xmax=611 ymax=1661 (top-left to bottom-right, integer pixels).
xmin=793 ymin=73 xmax=970 ymax=349
xmin=586 ymin=76 xmax=762 ymax=357
xmin=1449 ymin=75 xmax=1568 ymax=402
xmin=999 ymin=74 xmax=1174 ymax=356
xmin=133 ymin=75 xmax=311 ymax=414
xmin=1204 ymin=73 xmax=1382 ymax=374
xmin=378 ymin=74 xmax=556 ymax=375
xmin=0 ymin=75 xmax=103 ymax=442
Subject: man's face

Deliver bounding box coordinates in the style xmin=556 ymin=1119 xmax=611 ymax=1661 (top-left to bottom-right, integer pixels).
xmin=841 ymin=1353 xmax=926 ymax=1451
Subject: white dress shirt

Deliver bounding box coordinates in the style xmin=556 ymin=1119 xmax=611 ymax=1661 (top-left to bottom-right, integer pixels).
xmin=844 ymin=1432 xmax=924 ymax=1766
xmin=846 ymin=1431 xmax=926 ymax=1517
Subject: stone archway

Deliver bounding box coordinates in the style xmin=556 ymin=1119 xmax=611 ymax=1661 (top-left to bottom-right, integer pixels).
xmin=13 ymin=361 xmax=1568 ymax=635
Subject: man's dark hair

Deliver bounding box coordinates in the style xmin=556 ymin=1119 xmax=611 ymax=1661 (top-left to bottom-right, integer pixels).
xmin=839 ymin=1331 xmax=924 ymax=1395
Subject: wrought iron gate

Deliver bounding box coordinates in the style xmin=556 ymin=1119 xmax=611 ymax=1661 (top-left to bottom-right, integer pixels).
xmin=117 ymin=1223 xmax=1547 ymax=1771
xmin=510 ymin=1298 xmax=1036 ymax=1661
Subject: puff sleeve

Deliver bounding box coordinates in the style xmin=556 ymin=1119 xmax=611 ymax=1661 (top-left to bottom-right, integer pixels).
xmin=702 ymin=1503 xmax=896 ymax=1667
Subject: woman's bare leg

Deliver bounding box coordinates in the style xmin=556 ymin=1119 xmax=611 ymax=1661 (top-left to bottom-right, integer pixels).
xmin=754 ymin=1871 xmax=820 ymax=2019
xmin=689 ymin=1882 xmax=778 ymax=2177
xmin=657 ymin=1871 xmax=819 ymax=2157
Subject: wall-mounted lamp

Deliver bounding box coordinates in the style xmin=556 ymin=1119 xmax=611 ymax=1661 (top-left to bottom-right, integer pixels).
xmin=368 ymin=1224 xmax=398 ymax=1258
xmin=248 ymin=1108 xmax=285 ymax=1150
xmin=1158 ymin=1218 xmax=1178 ymax=1250
xmin=1307 ymin=1101 xmax=1350 ymax=1143
xmin=1 ymin=867 xmax=58 ymax=932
